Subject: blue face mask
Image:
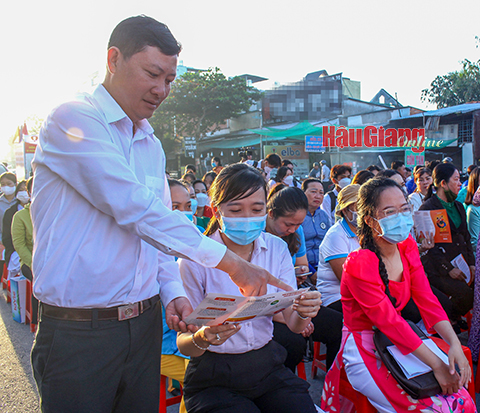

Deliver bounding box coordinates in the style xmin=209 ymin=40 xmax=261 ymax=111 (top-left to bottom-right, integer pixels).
xmin=375 ymin=213 xmax=414 ymax=244
xmin=220 ymin=215 xmax=267 ymax=245
xmin=190 ymin=198 xmax=198 ymax=215
xmin=182 ymin=210 xmax=194 ymax=222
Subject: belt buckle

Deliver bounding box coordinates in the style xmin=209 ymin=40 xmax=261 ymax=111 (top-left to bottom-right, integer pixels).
xmin=118 ymin=303 xmax=140 ymax=321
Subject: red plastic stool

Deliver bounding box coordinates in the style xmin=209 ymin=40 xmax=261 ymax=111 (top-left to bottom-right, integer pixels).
xmin=2 ymin=264 xmax=11 ymax=303
xmin=339 ymin=367 xmax=377 ymax=413
xmin=296 ymin=361 xmax=307 ymax=380
xmin=430 ymin=337 xmax=475 ymax=399
xmin=311 ymin=341 xmax=327 ymax=378
xmin=159 ymin=374 xmax=183 ymax=413
xmin=24 ymin=280 xmax=37 ymax=333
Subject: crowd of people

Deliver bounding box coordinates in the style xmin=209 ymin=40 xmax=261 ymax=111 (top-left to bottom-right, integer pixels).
xmin=164 ymin=153 xmax=479 ymax=412
xmin=4 ymin=14 xmax=479 ymax=413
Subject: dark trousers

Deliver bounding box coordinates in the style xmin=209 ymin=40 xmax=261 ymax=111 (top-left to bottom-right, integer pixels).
xmin=311 ymin=306 xmax=343 ymax=370
xmin=184 ymin=340 xmax=316 ymax=413
xmin=31 ymin=300 xmax=162 ymax=413
xmin=428 ymin=274 xmax=474 ymax=319
xmin=272 ymin=321 xmax=306 ymax=373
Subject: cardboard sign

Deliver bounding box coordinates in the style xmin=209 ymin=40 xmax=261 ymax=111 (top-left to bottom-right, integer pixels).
xmin=414 ymin=209 xmax=452 ymax=244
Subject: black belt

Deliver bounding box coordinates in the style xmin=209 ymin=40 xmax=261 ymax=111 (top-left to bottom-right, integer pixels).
xmin=40 ymin=295 xmax=160 ymax=322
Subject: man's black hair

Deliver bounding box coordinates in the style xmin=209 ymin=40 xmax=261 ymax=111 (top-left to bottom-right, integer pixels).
xmin=108 ymin=15 xmax=182 ymax=59
xmin=391 ymin=160 xmax=405 ymax=170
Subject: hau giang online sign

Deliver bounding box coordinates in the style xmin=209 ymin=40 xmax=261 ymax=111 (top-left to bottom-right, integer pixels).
xmin=318 ymin=126 xmax=444 ymax=153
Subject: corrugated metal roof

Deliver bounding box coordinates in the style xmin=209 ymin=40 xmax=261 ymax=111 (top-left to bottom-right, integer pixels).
xmin=401 ymin=102 xmax=480 ymax=119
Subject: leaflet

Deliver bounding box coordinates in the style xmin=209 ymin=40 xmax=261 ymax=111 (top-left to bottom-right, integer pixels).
xmin=451 ymin=254 xmax=471 ymax=284
xmin=184 ymin=288 xmax=309 ymax=327
xmin=413 ymin=209 xmax=452 ymax=243
xmin=387 ymin=338 xmax=448 ymax=379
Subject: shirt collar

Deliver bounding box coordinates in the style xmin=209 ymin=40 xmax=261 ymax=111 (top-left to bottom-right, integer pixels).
xmin=340 ymin=217 xmax=356 ymax=238
xmin=92 ymin=85 xmax=154 ymax=135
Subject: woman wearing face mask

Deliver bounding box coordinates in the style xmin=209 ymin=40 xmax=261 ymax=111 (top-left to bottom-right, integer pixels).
xmin=409 ymin=167 xmax=433 ymax=212
xmin=0 ymin=172 xmax=18 ymax=252
xmin=419 ymin=163 xmax=474 ymax=327
xmin=263 ymin=153 xmax=282 ymax=182
xmin=12 ymin=177 xmax=38 ymax=323
xmin=316 ymin=184 xmax=360 ymax=313
xmin=321 ymin=177 xmax=475 ymax=413
xmin=321 ymin=164 xmax=352 ymax=226
xmin=210 ymin=157 xmax=223 ymax=175
xmin=2 ymin=180 xmax=28 ymax=268
xmin=177 ymin=164 xmax=321 ymax=413
xmin=202 ymin=172 xmax=217 ymax=192
xmin=169 ymin=179 xmax=204 ymax=234
xmin=269 ymin=166 xmax=294 ymax=191
xmin=192 ymin=180 xmax=213 ymax=220
xmin=266 ymin=185 xmax=343 ymax=373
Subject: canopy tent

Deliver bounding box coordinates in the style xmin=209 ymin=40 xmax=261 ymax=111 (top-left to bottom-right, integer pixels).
xmin=198 ymin=135 xmax=289 ymax=150
xmin=249 ymin=121 xmax=324 ymax=138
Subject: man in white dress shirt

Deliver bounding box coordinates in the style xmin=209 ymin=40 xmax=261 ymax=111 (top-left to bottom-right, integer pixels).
xmin=30 ymin=16 xmax=289 ymax=413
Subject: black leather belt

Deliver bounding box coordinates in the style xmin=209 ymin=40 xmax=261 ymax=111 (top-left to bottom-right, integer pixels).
xmin=40 ymin=295 xmax=160 ymax=321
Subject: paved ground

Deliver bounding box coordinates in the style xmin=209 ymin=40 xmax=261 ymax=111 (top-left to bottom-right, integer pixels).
xmin=0 ymin=290 xmax=477 ymax=412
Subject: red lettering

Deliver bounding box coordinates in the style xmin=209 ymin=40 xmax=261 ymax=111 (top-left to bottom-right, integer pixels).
xmin=322 ymin=126 xmax=335 ymax=147
xmin=349 ymin=129 xmax=362 ymax=147
xmin=335 ymin=128 xmax=349 ymax=149
xmin=384 ymin=129 xmax=398 ymax=147
xmin=378 ymin=127 xmax=385 ymax=147
xmin=364 ymin=126 xmax=377 ymax=147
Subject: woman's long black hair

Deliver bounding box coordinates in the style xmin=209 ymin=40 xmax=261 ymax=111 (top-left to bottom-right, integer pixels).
xmin=357 ymin=177 xmax=407 ymax=307
xmin=205 ymin=164 xmax=267 ymax=236
xmin=425 ymin=163 xmax=457 ymax=200
xmin=267 ymin=185 xmax=308 ymax=256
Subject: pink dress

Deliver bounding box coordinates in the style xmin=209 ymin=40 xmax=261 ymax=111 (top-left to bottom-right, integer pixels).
xmin=321 ymin=235 xmax=476 ymax=413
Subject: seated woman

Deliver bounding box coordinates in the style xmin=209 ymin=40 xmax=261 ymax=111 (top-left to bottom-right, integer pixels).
xmin=465 ymin=167 xmax=480 ymax=257
xmin=301 ymin=178 xmax=331 ymax=281
xmin=177 ymin=164 xmax=321 ymax=413
xmin=268 ymin=166 xmax=293 ymax=190
xmin=316 ymin=184 xmax=360 ymax=313
xmin=351 ymin=169 xmax=374 ymax=186
xmin=193 ymin=179 xmax=213 ymax=219
xmin=409 ymin=167 xmax=433 ymax=212
xmin=202 ymin=171 xmax=217 ymax=192
xmin=266 ymin=184 xmax=343 ymax=371
xmin=419 ymin=163 xmax=474 ymax=324
xmin=321 ymin=177 xmax=475 ymax=413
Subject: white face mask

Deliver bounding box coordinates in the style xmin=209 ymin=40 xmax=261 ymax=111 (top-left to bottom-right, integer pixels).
xmin=196 ymin=192 xmax=209 ymax=207
xmin=16 ymin=191 xmax=30 ymax=204
xmin=338 ymin=177 xmax=351 ymax=189
xmin=283 ymin=175 xmax=294 ymax=186
xmin=1 ymin=186 xmax=15 ymax=196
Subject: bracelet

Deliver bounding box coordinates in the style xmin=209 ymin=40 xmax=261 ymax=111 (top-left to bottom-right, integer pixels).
xmin=191 ymin=333 xmax=210 ymax=351
xmin=297 ymin=312 xmax=310 ymax=320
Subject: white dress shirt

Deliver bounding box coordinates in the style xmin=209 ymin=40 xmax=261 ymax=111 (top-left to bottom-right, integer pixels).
xmin=320 ymin=187 xmax=339 ymax=225
xmin=178 ymin=231 xmax=296 ymax=354
xmin=31 ymin=85 xmax=227 ymax=308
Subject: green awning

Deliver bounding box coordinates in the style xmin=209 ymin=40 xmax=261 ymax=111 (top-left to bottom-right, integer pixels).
xmin=198 ymin=135 xmax=288 ymax=149
xmin=249 ymin=121 xmax=324 ymax=138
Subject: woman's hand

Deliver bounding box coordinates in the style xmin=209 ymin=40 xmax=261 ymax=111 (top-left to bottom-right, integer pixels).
xmin=432 ymin=361 xmax=461 ymax=395
xmin=448 ymin=342 xmax=471 ymax=388
xmin=194 ymin=324 xmax=241 ymax=347
xmin=449 ymin=268 xmax=466 ymax=281
xmin=293 ymin=291 xmax=321 ymax=319
xmin=301 ymin=321 xmax=314 ymax=338
xmin=418 ymin=232 xmax=435 ymax=252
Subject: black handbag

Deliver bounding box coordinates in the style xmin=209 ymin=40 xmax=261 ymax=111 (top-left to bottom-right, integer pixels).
xmin=373 ymin=320 xmax=444 ymax=399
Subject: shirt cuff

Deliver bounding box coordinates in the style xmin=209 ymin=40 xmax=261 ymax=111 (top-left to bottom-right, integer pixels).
xmin=160 ymin=279 xmax=187 ymax=308
xmin=195 ymin=236 xmax=227 ymax=268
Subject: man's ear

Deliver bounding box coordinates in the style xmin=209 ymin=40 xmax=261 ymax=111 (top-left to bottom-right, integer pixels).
xmin=106 ymin=47 xmax=122 ymax=74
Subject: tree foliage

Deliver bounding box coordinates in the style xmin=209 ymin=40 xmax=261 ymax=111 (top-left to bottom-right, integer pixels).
xmin=421 ymin=59 xmax=480 ymax=108
xmin=151 ymin=67 xmax=263 ymax=149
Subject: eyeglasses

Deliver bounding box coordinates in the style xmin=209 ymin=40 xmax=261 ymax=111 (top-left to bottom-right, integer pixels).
xmin=378 ymin=204 xmax=413 ymax=219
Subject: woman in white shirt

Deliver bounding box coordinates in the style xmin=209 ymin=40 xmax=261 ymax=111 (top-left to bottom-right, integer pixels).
xmin=408 ymin=167 xmax=432 ymax=212
xmin=177 ymin=163 xmax=321 ymax=413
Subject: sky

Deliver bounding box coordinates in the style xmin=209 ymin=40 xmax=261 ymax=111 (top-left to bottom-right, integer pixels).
xmin=1 ymin=0 xmax=480 ymax=162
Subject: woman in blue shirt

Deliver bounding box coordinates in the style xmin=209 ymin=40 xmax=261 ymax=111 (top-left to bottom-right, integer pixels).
xmin=301 ymin=178 xmax=331 ymax=281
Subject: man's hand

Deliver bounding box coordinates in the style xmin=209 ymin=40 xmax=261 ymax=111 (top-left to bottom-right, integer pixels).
xmin=165 ymin=297 xmax=198 ymax=333
xmin=449 ymin=268 xmax=466 ymax=281
xmin=216 ymin=249 xmax=293 ymax=296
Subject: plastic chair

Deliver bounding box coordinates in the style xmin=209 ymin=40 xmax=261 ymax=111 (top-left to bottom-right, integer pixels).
xmin=339 ymin=367 xmax=377 ymax=413
xmin=159 ymin=374 xmax=182 ymax=413
xmin=430 ymin=336 xmax=475 ymax=399
xmin=311 ymin=341 xmax=327 ymax=378
xmin=296 ymin=361 xmax=307 ymax=380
